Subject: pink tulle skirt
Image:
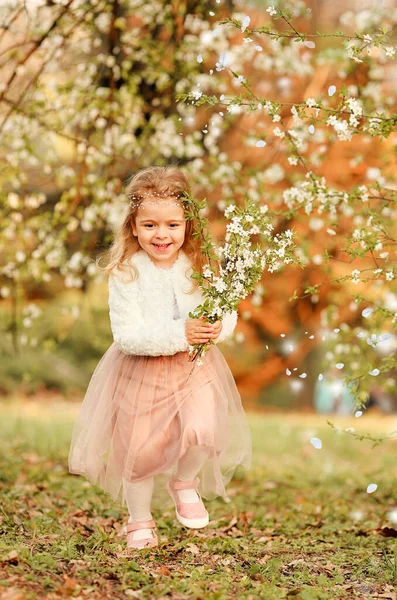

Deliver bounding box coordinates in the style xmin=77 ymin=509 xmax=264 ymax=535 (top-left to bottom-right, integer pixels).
xmin=68 ymin=343 xmax=251 ymax=509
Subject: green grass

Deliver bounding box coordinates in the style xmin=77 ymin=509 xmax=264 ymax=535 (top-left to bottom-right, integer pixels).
xmin=0 ymin=400 xmax=396 ymax=599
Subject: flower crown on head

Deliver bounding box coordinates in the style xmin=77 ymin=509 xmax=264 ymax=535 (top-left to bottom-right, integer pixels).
xmin=127 ymin=190 xmax=188 ymax=210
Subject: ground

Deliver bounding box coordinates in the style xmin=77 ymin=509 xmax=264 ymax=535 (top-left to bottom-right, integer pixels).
xmin=0 ymin=399 xmax=396 ymax=600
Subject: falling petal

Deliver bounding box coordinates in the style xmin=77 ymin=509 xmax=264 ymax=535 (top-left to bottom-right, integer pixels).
xmin=299 ymin=372 xmax=307 ymax=378
xmin=255 ymin=45 xmax=263 ymax=51
xmin=336 ymin=363 xmax=344 ymax=369
xmin=241 ymin=16 xmax=250 ymax=32
xmin=367 ymin=483 xmax=377 ymax=494
xmin=345 ymin=427 xmax=355 ymax=433
xmin=209 ymin=11 xmax=215 ymax=16
xmin=357 ymin=332 xmax=365 ymax=338
xmin=309 ymin=335 xmax=314 ymax=339
xmin=318 ymin=374 xmax=323 ymax=381
xmin=355 ymin=410 xmax=363 ymax=418
xmin=362 ymin=307 xmax=374 ymax=318
xmin=197 ymin=54 xmax=203 ymax=63
xmin=304 ymin=40 xmax=316 ymax=49
xmin=310 ymin=437 xmax=322 ymax=449
xmin=369 ymin=368 xmax=380 ymax=376
xmin=280 ymin=333 xmax=285 ymax=337
xmin=377 ymin=334 xmax=393 ymax=344
xmin=256 ymin=140 xmax=266 ymax=147
xmin=334 ymin=328 xmax=340 ymax=333
xmin=308 ymin=125 xmax=315 ymax=134
xmin=220 ymin=94 xmax=225 ymax=101
xmin=286 ymin=368 xmax=291 ymax=376
xmin=219 ymin=51 xmax=228 ymax=67
xmin=328 ymin=85 xmax=336 ymax=96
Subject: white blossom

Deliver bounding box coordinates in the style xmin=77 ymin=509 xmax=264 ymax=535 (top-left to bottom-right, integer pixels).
xmin=305 ymin=98 xmax=317 ymax=107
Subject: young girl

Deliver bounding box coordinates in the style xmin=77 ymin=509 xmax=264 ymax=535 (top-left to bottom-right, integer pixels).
xmin=68 ymin=166 xmax=252 ymax=550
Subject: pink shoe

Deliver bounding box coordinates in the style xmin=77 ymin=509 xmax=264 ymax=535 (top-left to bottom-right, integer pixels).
xmin=167 ymin=477 xmax=209 ymax=529
xmin=126 ymin=519 xmax=158 ymax=549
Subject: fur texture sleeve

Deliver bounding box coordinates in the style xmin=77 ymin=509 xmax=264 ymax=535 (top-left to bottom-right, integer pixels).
xmin=214 ymin=310 xmax=238 ymax=344
xmin=108 ymin=274 xmax=189 ymax=356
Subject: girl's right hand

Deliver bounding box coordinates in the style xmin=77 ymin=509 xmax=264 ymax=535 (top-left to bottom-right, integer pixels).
xmin=185 ymin=317 xmax=218 ymax=345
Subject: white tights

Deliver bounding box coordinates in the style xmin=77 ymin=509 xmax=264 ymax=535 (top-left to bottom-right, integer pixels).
xmin=123 ymin=445 xmax=209 ymax=535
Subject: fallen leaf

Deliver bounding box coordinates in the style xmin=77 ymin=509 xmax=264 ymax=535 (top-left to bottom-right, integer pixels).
xmin=287 ymin=558 xmax=306 ymax=567
xmin=304 ymin=519 xmax=323 ymax=529
xmin=221 ymin=517 xmax=238 ymax=532
xmin=258 ymin=555 xmax=271 ymax=565
xmin=2 ymin=551 xmax=18 ymax=564
xmin=377 ymin=526 xmax=397 ymax=538
xmin=373 ymin=587 xmax=396 ymax=600
xmin=185 ymin=543 xmax=200 ymax=555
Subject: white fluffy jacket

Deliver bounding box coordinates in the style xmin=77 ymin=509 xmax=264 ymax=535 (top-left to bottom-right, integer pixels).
xmin=108 ymin=249 xmax=238 ymax=356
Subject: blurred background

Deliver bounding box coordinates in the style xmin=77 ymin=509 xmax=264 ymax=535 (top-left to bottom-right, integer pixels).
xmin=1 ymin=0 xmax=397 ymax=415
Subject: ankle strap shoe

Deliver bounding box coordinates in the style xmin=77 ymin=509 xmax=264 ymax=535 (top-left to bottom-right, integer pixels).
xmin=126 ymin=519 xmax=158 ymax=549
xmin=168 ymin=477 xmax=209 ymax=529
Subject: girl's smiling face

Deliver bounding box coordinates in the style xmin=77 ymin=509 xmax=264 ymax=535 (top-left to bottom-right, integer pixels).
xmin=132 ymin=198 xmax=186 ymax=268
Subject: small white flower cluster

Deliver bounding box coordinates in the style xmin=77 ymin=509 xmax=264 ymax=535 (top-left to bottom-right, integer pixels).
xmin=358 ymin=185 xmax=369 ymax=202
xmin=326 ymin=115 xmax=353 ymax=141
xmin=345 ymin=40 xmax=364 ymax=64
xmin=224 ymin=204 xmax=236 ymax=218
xmin=290 ymin=106 xmax=303 ymax=128
xmin=384 ymin=46 xmax=396 ymax=58
xmin=305 ymin=98 xmax=317 ymax=108
xmin=344 ymin=98 xmax=363 ymax=128
xmin=265 ymin=230 xmax=294 ymax=272
xmin=365 ymin=117 xmax=383 ymax=137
